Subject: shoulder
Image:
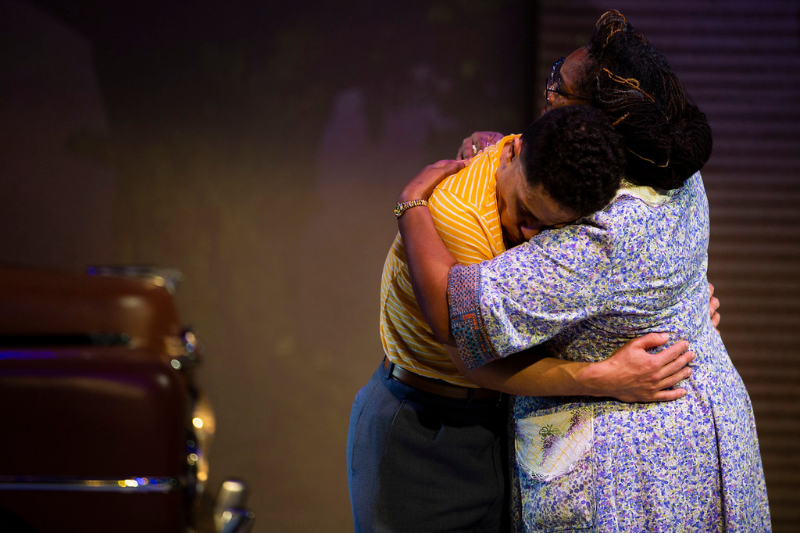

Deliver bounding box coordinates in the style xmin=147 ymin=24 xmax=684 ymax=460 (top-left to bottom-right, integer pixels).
xmin=572 ymin=171 xmax=708 ymax=252
xmin=434 ymin=156 xmax=491 ymax=203
xmin=600 ymin=171 xmax=706 ymax=222
xmin=434 ymin=134 xmax=517 ymax=205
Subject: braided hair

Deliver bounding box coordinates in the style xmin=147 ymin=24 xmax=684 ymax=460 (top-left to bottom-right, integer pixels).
xmin=574 ymin=10 xmax=712 ymax=190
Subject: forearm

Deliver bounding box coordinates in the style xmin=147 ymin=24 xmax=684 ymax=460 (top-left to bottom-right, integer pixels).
xmin=446 ymin=332 xmax=695 ymax=403
xmin=394 ymin=159 xmax=468 ymax=344
xmin=446 ymin=345 xmax=603 ymax=397
xmin=397 ymin=205 xmax=457 ymax=344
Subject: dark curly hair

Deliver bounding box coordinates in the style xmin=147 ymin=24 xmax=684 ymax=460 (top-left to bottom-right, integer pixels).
xmin=520 ymin=105 xmax=625 ymax=217
xmin=573 ymin=10 xmax=713 ymax=190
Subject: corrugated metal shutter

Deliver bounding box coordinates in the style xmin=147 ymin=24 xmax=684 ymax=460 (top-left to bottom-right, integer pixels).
xmin=537 ymin=1 xmax=800 ymax=530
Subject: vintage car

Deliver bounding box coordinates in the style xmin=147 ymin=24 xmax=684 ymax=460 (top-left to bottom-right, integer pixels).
xmin=0 ymin=266 xmax=252 ymax=533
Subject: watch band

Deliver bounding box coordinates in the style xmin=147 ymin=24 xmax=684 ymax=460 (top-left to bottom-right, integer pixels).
xmin=394 ymin=199 xmax=428 ymax=218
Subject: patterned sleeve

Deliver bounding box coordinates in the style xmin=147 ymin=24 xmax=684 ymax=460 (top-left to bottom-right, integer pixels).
xmin=448 ymin=221 xmax=614 ymax=369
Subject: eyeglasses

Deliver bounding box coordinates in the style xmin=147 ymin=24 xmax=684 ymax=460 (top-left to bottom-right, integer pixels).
xmin=546 ymin=57 xmax=591 ymax=101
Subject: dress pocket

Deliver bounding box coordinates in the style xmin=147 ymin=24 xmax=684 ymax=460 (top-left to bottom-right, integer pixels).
xmin=514 ymin=406 xmax=594 ymax=531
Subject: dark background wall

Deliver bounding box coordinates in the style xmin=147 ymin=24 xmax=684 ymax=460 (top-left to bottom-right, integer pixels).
xmin=2 ymin=0 xmax=798 ymax=531
xmin=1 ymin=0 xmax=532 ymax=530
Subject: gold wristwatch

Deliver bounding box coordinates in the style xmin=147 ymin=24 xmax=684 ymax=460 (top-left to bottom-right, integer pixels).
xmin=394 ymin=199 xmax=428 ymax=218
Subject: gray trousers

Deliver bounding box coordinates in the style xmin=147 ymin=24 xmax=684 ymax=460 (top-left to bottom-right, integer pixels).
xmin=347 ymin=362 xmax=509 ymax=532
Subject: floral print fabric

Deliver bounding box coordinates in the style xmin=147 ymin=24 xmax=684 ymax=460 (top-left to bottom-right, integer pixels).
xmin=448 ymin=173 xmax=771 ymax=531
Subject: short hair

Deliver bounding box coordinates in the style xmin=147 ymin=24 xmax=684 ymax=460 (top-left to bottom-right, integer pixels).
xmin=576 ymin=10 xmax=713 ymax=190
xmin=520 ymin=105 xmax=625 ymax=217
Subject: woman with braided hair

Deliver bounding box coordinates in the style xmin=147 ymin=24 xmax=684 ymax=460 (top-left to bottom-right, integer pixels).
xmin=398 ymin=9 xmax=771 ymax=531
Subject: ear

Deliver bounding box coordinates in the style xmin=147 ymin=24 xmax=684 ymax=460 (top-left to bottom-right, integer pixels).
xmin=510 ymin=137 xmax=523 ymax=162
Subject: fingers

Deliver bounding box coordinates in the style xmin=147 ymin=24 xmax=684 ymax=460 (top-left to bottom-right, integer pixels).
xmin=457 ymin=133 xmax=483 ymax=160
xmin=476 ymin=132 xmax=501 ymax=152
xmin=657 ymin=357 xmax=693 ymax=387
xmin=648 ymin=342 xmax=691 ymax=379
xmin=709 ymin=294 xmax=720 ymax=329
xmin=656 ymin=339 xmax=690 ymax=361
xmin=628 ymin=331 xmax=670 ymax=351
xmin=708 ymin=282 xmax=715 ymax=297
xmin=457 ymin=138 xmax=473 ymax=160
xmin=401 ymin=159 xmax=469 ymax=201
xmin=457 ymin=132 xmax=503 ymax=159
xmin=661 ymin=348 xmax=694 ymax=373
xmin=634 ymin=364 xmax=691 ymax=403
xmin=429 ymin=158 xmax=469 ymax=175
xmin=628 ymin=333 xmax=692 ymax=366
xmin=709 ymin=287 xmax=720 ymax=328
xmin=622 ymin=381 xmax=688 ymax=403
xmin=651 ymin=387 xmax=688 ymax=402
xmin=611 ymin=336 xmax=695 ymax=403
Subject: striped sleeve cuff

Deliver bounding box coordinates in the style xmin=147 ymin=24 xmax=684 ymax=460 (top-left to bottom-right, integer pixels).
xmin=448 ymin=263 xmax=501 ymax=369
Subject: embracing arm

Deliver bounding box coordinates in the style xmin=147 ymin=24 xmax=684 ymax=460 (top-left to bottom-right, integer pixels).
xmin=397 ymin=159 xmax=695 ymax=403
xmin=396 ymin=160 xmax=466 ymax=345
xmin=446 ymin=333 xmax=694 ymax=402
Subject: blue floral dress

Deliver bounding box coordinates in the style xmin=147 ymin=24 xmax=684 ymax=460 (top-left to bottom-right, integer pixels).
xmin=448 ymin=173 xmax=771 ymax=532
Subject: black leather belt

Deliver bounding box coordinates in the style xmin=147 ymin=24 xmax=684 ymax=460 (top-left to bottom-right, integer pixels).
xmin=384 ymin=358 xmax=502 ymax=401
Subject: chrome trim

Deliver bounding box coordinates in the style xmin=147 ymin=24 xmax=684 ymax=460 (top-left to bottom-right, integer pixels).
xmin=0 ymin=476 xmax=184 ymax=492
xmin=87 ymin=265 xmax=183 ymax=295
xmin=215 ymin=479 xmax=249 ymax=532
xmin=192 ymin=390 xmax=214 ymax=489
xmin=220 ymin=507 xmax=255 ymax=533
xmin=168 ymin=329 xmax=202 ymax=370
xmin=0 ymin=333 xmax=130 ymax=348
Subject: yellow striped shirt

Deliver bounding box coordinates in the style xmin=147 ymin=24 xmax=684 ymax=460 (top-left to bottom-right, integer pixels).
xmin=379 ymin=135 xmax=517 ymax=386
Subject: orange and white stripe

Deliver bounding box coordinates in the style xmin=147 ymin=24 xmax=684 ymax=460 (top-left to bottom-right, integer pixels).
xmin=379 ymin=136 xmax=516 ymax=386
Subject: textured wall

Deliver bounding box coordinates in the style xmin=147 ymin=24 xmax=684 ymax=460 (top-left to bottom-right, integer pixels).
xmin=537 ymin=2 xmax=800 ymax=530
